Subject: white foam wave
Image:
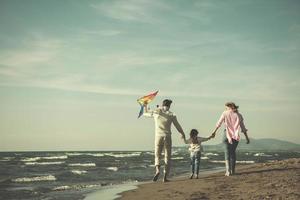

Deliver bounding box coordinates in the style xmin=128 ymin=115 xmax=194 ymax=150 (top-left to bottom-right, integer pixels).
xmin=71 ymin=170 xmax=87 ymax=175
xmin=172 ymin=157 xmax=184 ymax=160
xmin=53 ymin=185 xmax=71 ymax=191
xmin=21 ymin=155 xmax=67 ymax=162
xmin=106 ymin=167 xmax=118 ymax=171
xmin=68 ymin=163 xmax=96 ymax=167
xmin=210 ymin=160 xmax=255 ymax=164
xmin=145 ymin=152 xmax=154 ymax=155
xmin=25 ymin=161 xmax=65 ymax=165
xmin=12 ymin=175 xmax=56 ymax=183
xmin=201 ymin=156 xmax=209 ymax=160
xmin=204 ymin=153 xmax=219 ymax=156
xmin=89 ymin=153 xmax=106 ymax=157
xmin=52 ymin=184 xmax=100 ymax=191
xmin=66 ymin=152 xmax=141 ymax=158
xmin=43 ymin=155 xmax=68 ymax=160
xmin=0 ymin=157 xmax=14 ymax=161
xmin=21 ymin=157 xmax=41 ymax=162
xmin=105 ymin=152 xmax=141 ymax=158
xmin=66 ymin=153 xmax=83 ymax=156
xmin=66 ymin=153 xmax=105 ymax=157
xmin=254 ymin=153 xmax=272 ymax=157
xmin=237 ymin=161 xmax=255 ymax=164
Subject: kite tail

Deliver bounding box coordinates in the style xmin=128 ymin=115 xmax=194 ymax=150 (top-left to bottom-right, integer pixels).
xmin=138 ymin=105 xmax=144 ymax=118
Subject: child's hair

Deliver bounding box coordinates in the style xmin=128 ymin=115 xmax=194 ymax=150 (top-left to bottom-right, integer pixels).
xmin=190 ymin=129 xmax=198 ymax=138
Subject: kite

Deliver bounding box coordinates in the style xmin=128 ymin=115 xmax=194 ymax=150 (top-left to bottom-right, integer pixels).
xmin=137 ymin=90 xmax=159 ymax=118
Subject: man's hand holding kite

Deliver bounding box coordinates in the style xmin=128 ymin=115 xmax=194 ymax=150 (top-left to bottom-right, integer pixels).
xmin=137 ymin=91 xmax=158 ymax=118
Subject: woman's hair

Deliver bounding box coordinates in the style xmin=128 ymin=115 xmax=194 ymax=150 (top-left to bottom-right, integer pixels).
xmin=190 ymin=129 xmax=198 ymax=138
xmin=225 ymin=102 xmax=239 ymax=112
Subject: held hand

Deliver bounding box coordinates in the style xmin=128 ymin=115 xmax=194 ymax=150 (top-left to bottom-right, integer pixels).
xmin=211 ymin=132 xmax=216 ymax=138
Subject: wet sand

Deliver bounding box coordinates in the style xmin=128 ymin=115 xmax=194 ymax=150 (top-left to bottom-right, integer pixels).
xmin=119 ymin=158 xmax=300 ymax=200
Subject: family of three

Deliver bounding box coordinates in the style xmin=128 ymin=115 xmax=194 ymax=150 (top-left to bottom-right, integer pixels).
xmin=143 ymin=99 xmax=250 ymax=182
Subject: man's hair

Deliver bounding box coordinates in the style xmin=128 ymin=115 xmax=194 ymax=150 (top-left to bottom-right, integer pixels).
xmin=162 ymin=99 xmax=172 ymax=107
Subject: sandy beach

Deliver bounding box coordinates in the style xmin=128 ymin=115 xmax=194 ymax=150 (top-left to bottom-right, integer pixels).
xmin=119 ymin=158 xmax=300 ymax=200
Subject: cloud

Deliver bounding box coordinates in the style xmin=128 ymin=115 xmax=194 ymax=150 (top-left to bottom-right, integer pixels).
xmin=0 ymin=36 xmax=64 ymax=73
xmin=81 ymin=29 xmax=122 ymax=36
xmin=90 ymin=0 xmax=170 ymax=23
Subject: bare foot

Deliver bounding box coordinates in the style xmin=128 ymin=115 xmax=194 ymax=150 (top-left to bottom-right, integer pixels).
xmin=163 ymin=178 xmax=170 ymax=183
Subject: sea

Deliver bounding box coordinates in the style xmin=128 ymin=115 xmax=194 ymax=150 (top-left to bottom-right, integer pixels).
xmin=0 ymin=149 xmax=299 ymax=200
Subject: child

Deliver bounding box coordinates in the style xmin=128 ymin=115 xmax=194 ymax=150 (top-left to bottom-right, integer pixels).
xmin=184 ymin=129 xmax=213 ymax=179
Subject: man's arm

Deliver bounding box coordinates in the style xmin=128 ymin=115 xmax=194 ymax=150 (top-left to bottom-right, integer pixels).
xmin=143 ymin=105 xmax=154 ymax=118
xmin=172 ymin=115 xmax=185 ymax=139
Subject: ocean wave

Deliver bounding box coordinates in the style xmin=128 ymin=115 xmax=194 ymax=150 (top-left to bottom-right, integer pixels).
xmin=145 ymin=152 xmax=154 ymax=155
xmin=210 ymin=160 xmax=255 ymax=164
xmin=254 ymin=153 xmax=272 ymax=157
xmin=43 ymin=155 xmax=68 ymax=160
xmin=68 ymin=163 xmax=96 ymax=167
xmin=53 ymin=184 xmax=101 ymax=191
xmin=66 ymin=153 xmax=83 ymax=156
xmin=25 ymin=161 xmax=65 ymax=165
xmin=0 ymin=157 xmax=14 ymax=161
xmin=105 ymin=152 xmax=141 ymax=158
xmin=106 ymin=167 xmax=118 ymax=172
xmin=66 ymin=153 xmax=105 ymax=157
xmin=12 ymin=175 xmax=56 ymax=183
xmin=204 ymin=153 xmax=219 ymax=156
xmin=53 ymin=185 xmax=71 ymax=191
xmin=201 ymin=156 xmax=209 ymax=160
xmin=21 ymin=157 xmax=41 ymax=162
xmin=66 ymin=152 xmax=141 ymax=158
xmin=71 ymin=170 xmax=87 ymax=175
xmin=236 ymin=161 xmax=255 ymax=164
xmin=21 ymin=155 xmax=67 ymax=162
xmin=172 ymin=157 xmax=184 ymax=160
xmin=88 ymin=153 xmax=106 ymax=157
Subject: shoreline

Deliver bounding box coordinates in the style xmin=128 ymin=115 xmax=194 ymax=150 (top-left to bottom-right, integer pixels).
xmin=119 ymin=158 xmax=300 ymax=200
xmin=84 ymin=182 xmax=139 ymax=200
xmin=83 ymin=167 xmax=224 ymax=200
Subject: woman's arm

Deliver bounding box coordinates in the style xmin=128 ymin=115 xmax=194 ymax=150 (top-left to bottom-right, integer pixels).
xmin=211 ymin=112 xmax=225 ymax=137
xmin=239 ymin=114 xmax=250 ymax=144
xmin=244 ymin=132 xmax=250 ymax=144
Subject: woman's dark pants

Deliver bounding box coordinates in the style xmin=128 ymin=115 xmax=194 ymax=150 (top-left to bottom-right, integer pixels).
xmin=223 ymin=131 xmax=239 ymax=174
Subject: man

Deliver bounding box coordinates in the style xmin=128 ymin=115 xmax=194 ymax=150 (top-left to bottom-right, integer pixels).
xmin=143 ymin=99 xmax=185 ymax=182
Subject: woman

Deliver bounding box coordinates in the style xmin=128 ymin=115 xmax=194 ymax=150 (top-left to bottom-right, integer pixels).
xmin=211 ymin=102 xmax=250 ymax=176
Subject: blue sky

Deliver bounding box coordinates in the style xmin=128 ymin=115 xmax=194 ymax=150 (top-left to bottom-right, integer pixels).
xmin=0 ymin=0 xmax=299 ymax=151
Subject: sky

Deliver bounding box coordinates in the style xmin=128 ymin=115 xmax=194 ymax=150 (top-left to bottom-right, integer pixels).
xmin=0 ymin=0 xmax=299 ymax=151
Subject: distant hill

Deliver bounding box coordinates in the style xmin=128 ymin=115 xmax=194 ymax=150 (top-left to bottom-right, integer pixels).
xmin=176 ymin=138 xmax=300 ymax=152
